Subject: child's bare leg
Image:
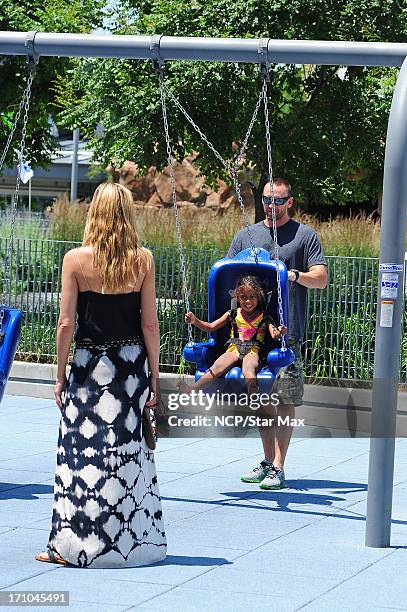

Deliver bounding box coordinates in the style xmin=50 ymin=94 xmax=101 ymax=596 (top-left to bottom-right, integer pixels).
xmin=182 ymin=351 xmax=239 ymax=391
xmin=242 ymin=352 xmax=260 ymax=395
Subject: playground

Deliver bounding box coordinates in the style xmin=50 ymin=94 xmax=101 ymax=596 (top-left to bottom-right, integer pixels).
xmin=1 ymin=393 xmax=407 ymax=611
xmin=0 ymin=19 xmax=407 ymax=611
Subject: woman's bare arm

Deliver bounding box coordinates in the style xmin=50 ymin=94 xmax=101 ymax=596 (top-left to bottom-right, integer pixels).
xmin=140 ymin=253 xmax=160 ymax=378
xmin=55 ymin=251 xmax=78 ymax=401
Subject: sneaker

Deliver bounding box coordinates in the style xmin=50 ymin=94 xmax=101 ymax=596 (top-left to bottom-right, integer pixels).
xmin=260 ymin=465 xmax=286 ymax=490
xmin=241 ymin=460 xmax=271 ymax=483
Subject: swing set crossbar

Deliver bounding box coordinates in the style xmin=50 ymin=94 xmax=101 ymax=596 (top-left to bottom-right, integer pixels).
xmin=0 ymin=31 xmax=406 ymax=66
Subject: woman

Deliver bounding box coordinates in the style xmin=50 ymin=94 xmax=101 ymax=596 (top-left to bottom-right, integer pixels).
xmin=35 ymin=183 xmax=167 ymax=568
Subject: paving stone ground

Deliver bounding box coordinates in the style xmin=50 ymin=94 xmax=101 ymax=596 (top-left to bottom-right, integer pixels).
xmin=1 ymin=395 xmax=406 ymax=611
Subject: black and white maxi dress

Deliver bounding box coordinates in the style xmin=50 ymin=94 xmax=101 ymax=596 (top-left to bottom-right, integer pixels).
xmin=47 ymin=290 xmax=167 ymax=568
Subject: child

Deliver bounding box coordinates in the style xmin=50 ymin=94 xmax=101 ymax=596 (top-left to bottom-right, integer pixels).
xmin=184 ymin=275 xmax=287 ymax=394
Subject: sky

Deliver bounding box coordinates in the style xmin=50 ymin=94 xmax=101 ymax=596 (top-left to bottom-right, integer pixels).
xmin=94 ymin=0 xmax=124 ymax=33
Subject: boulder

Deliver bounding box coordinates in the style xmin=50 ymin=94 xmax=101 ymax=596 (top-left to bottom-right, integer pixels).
xmin=146 ymin=192 xmax=163 ymax=207
xmin=112 ymin=157 xmax=254 ymax=213
xmin=118 ymin=162 xmax=156 ymax=201
xmin=154 ymin=158 xmax=207 ymax=206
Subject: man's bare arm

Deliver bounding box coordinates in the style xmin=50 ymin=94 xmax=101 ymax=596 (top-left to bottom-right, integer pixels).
xmin=288 ymin=264 xmax=327 ymax=289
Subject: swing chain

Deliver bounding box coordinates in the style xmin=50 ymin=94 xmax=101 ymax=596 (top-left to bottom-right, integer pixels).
xmin=261 ymin=67 xmax=286 ymax=350
xmin=156 ymin=61 xmax=286 ymax=346
xmin=162 ymin=81 xmax=260 ymax=263
xmin=233 ymin=78 xmax=266 ymax=167
xmin=1 ymin=58 xmax=37 ymax=317
xmin=163 ymin=83 xmax=230 ymax=172
xmin=229 ymin=167 xmax=258 ymax=263
xmin=157 ymin=69 xmax=194 ymax=345
xmin=0 ymin=59 xmax=37 ymax=174
xmin=228 ymin=78 xmax=271 ymax=265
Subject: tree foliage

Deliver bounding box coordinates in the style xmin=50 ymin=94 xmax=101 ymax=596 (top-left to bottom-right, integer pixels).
xmin=0 ymin=0 xmax=105 ymax=167
xmin=55 ymin=0 xmax=406 ymax=213
xmin=3 ymin=0 xmax=406 ymax=212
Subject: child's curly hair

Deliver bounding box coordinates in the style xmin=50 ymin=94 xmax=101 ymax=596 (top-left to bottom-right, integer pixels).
xmin=233 ymin=275 xmax=266 ymax=309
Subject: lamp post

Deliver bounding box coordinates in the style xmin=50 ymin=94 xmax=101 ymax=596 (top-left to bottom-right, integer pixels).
xmin=70 ymin=127 xmax=79 ymax=203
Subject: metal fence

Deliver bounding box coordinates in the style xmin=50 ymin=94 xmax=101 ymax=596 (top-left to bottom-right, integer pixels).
xmin=0 ymin=238 xmax=406 ymax=381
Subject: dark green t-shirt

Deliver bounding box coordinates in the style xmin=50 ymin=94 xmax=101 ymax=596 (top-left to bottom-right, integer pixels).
xmin=227 ymin=219 xmax=326 ymax=341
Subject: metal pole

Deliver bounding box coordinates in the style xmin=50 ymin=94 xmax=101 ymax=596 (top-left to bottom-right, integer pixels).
xmin=0 ymin=31 xmax=407 ymax=66
xmin=404 ymin=251 xmax=407 ymax=298
xmin=365 ymin=57 xmax=407 ymax=547
xmin=70 ymin=127 xmax=79 ymax=203
xmin=28 ymin=177 xmax=31 ymax=214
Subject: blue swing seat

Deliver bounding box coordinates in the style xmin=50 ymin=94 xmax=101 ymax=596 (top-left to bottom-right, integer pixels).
xmin=0 ymin=307 xmax=22 ymax=404
xmin=183 ymin=248 xmax=295 ymax=392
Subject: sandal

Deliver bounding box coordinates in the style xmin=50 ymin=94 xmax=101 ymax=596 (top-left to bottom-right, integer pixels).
xmin=35 ymin=549 xmax=68 ymax=566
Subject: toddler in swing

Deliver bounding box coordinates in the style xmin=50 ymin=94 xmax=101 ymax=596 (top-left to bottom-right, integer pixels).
xmin=184 ymin=275 xmax=287 ymax=394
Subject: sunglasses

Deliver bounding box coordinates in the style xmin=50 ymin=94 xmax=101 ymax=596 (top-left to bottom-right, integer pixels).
xmin=262 ymin=195 xmax=291 ymax=206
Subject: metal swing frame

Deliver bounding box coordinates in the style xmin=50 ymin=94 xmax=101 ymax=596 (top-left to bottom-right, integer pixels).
xmin=0 ymin=31 xmax=406 ymax=550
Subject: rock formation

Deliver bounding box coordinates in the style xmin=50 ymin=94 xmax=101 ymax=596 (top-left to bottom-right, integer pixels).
xmin=111 ymin=157 xmax=254 ymax=213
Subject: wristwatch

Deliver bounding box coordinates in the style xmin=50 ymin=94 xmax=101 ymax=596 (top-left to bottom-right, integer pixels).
xmin=290 ymin=269 xmax=300 ymax=282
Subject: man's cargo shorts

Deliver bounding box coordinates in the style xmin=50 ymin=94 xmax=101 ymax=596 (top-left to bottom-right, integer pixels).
xmin=273 ymin=340 xmax=304 ymax=406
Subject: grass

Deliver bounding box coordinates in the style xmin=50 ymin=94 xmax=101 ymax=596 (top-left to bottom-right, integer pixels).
xmin=119 ymin=206 xmax=383 ymax=256
xmin=4 ymin=196 xmax=406 ymax=380
xmin=301 ymin=211 xmax=381 ymax=258
xmin=6 ymin=196 xmax=386 ymax=256
xmin=48 ymin=196 xmax=89 ymax=242
xmin=0 ymin=219 xmax=45 ymax=240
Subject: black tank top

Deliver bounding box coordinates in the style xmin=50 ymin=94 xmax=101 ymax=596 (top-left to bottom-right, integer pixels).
xmin=74 ymin=291 xmax=143 ymax=345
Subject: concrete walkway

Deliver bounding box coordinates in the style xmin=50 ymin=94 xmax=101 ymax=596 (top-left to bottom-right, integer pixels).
xmin=1 ymin=394 xmax=406 ymax=611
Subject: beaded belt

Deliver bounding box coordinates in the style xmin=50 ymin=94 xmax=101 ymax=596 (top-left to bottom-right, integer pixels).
xmin=75 ymin=337 xmax=145 ymax=350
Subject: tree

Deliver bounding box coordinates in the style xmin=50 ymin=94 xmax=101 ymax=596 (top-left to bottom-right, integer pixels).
xmin=0 ymin=0 xmax=105 ymax=168
xmin=52 ymin=2 xmax=407 ymax=215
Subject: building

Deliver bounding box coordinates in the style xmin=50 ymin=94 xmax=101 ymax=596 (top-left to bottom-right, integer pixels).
xmin=0 ymin=130 xmax=106 ymax=211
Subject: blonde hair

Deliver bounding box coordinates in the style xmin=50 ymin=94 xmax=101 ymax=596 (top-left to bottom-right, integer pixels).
xmin=82 ymin=182 xmax=151 ymax=292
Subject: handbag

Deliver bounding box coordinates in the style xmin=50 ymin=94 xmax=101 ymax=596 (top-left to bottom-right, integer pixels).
xmin=142 ymin=376 xmax=163 ymax=450
xmin=142 ymin=405 xmax=157 ymax=450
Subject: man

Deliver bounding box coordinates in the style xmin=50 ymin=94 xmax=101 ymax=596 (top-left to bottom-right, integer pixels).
xmin=227 ymin=177 xmax=327 ymax=489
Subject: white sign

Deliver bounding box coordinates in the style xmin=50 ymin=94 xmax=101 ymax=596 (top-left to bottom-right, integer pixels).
xmin=381 ymin=273 xmax=399 ymax=299
xmin=380 ymin=301 xmax=394 ymax=328
xmin=379 ymin=263 xmax=403 ymax=273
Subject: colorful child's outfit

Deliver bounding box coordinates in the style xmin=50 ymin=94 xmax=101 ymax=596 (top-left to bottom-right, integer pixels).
xmin=225 ymin=307 xmax=272 ymax=359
